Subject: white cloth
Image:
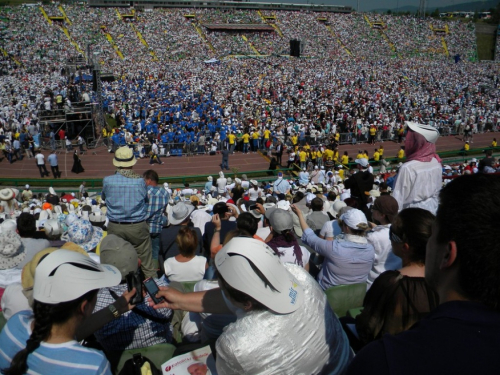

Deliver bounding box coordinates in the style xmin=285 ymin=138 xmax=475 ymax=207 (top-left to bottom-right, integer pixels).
xmin=190 ymin=210 xmax=212 ymax=236
xmin=319 ymin=219 xmax=342 ymax=239
xmin=276 ymin=245 xmax=310 ymax=268
xmin=34 ymin=153 xmax=45 ymax=165
xmin=392 ymin=158 xmax=442 ymax=215
xmin=0 ymin=268 xmax=21 ymax=289
xmin=366 ymin=225 xmax=402 ymax=288
xmin=1 ymin=282 xmax=30 ymax=320
xmin=215 ymin=264 xmax=352 ymax=375
xmin=164 ymin=256 xmax=206 ymax=282
xmin=247 ymin=187 xmax=262 ymax=201
xmin=0 ymin=201 xmax=16 ymax=214
xmin=217 ymin=178 xmax=227 ymax=194
xmin=181 ymin=188 xmax=194 ymax=196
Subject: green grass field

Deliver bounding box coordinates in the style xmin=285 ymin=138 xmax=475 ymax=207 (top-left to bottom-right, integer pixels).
xmin=476 ymin=33 xmax=496 ymax=60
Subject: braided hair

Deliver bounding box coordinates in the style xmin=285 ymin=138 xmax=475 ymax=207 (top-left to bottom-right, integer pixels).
xmin=2 ymin=290 xmax=97 ymax=375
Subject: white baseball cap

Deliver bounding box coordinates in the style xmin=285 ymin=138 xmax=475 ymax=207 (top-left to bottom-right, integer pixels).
xmin=340 ymin=209 xmax=368 ymax=230
xmin=215 ymin=238 xmax=304 ymax=314
xmin=33 ymin=250 xmax=121 ymax=304
xmin=355 ymin=158 xmax=369 ymax=168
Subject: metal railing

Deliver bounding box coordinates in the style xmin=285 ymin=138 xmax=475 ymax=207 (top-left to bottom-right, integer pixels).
xmin=0 ymin=168 xmax=293 ymax=189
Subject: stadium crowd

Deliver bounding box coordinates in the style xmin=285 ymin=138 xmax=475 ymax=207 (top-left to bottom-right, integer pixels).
xmin=1 ymin=5 xmax=499 ymax=162
xmin=0 ymin=4 xmax=500 ymax=374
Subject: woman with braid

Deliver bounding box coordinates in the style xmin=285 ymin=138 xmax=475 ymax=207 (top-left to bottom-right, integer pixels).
xmin=264 ymin=207 xmax=310 ymax=271
xmin=0 ymin=250 xmax=121 ymax=375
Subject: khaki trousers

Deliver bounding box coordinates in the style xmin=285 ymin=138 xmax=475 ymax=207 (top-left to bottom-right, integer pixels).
xmin=107 ymin=221 xmax=156 ymax=278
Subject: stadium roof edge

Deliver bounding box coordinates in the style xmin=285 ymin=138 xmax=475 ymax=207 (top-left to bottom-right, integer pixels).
xmin=88 ymin=0 xmax=353 ymax=13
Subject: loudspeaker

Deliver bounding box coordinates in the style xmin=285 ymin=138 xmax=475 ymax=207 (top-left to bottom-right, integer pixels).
xmin=100 ymin=73 xmax=116 ymax=82
xmin=290 ymin=40 xmax=301 ymax=57
xmin=92 ymin=70 xmax=97 ymax=91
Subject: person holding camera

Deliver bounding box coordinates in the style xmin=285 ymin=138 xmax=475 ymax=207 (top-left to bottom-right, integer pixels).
xmin=93 ymin=235 xmax=173 ymax=355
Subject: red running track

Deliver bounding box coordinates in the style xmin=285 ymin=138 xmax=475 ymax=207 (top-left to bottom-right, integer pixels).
xmin=0 ymin=132 xmax=496 ymax=181
xmin=0 ymin=148 xmax=271 ymax=181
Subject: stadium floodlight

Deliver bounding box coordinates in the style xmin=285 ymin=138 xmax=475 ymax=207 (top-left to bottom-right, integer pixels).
xmin=419 ymin=0 xmax=426 ymax=17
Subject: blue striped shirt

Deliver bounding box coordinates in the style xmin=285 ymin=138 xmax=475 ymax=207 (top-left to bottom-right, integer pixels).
xmin=102 ymin=172 xmax=148 ymax=222
xmin=146 ymin=185 xmax=169 ymax=234
xmin=0 ymin=311 xmax=112 ymax=375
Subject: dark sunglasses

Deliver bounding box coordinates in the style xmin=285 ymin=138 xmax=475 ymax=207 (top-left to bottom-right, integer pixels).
xmin=389 ymin=226 xmax=404 ymax=243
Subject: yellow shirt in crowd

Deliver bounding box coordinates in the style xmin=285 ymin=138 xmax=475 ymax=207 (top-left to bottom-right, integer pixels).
xmin=242 ymin=134 xmax=250 ymax=144
xmin=299 ymin=150 xmax=307 ymax=162
xmin=333 ymin=150 xmax=339 ymax=161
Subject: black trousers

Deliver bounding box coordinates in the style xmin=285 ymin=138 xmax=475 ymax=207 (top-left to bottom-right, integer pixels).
xmin=51 ymin=165 xmax=61 ymax=178
xmin=37 ymin=164 xmax=49 ymax=177
xmin=276 ymin=152 xmax=283 ymax=166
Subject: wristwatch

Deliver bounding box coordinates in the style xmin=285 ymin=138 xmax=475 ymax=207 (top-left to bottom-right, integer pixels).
xmin=214 ymin=228 xmax=221 ymax=233
xmin=109 ymin=304 xmax=120 ymax=319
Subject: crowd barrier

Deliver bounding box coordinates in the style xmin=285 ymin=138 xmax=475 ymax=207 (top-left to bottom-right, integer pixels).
xmin=0 ymin=168 xmax=293 ymax=189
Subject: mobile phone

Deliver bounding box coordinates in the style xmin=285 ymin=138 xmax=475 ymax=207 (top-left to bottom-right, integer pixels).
xmin=125 ymin=271 xmax=144 ymax=305
xmin=249 ymin=204 xmax=258 ymax=211
xmin=143 ymin=277 xmax=164 ymax=304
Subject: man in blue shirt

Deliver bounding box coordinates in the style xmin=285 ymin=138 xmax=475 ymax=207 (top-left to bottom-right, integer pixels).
xmin=47 ymin=150 xmax=61 ymax=178
xmin=273 ymin=172 xmax=291 ymax=199
xmin=12 ymin=139 xmax=23 ymax=161
xmin=143 ymin=169 xmax=169 ymax=263
xmin=102 ymin=146 xmax=155 ymax=278
xmin=298 ymin=168 xmax=309 ymax=186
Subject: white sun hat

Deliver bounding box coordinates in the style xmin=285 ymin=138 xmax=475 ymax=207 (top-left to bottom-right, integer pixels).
xmin=215 ymin=237 xmax=304 ymax=314
xmin=406 ymin=121 xmax=440 ymax=144
xmin=33 ymin=249 xmax=121 ymax=304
